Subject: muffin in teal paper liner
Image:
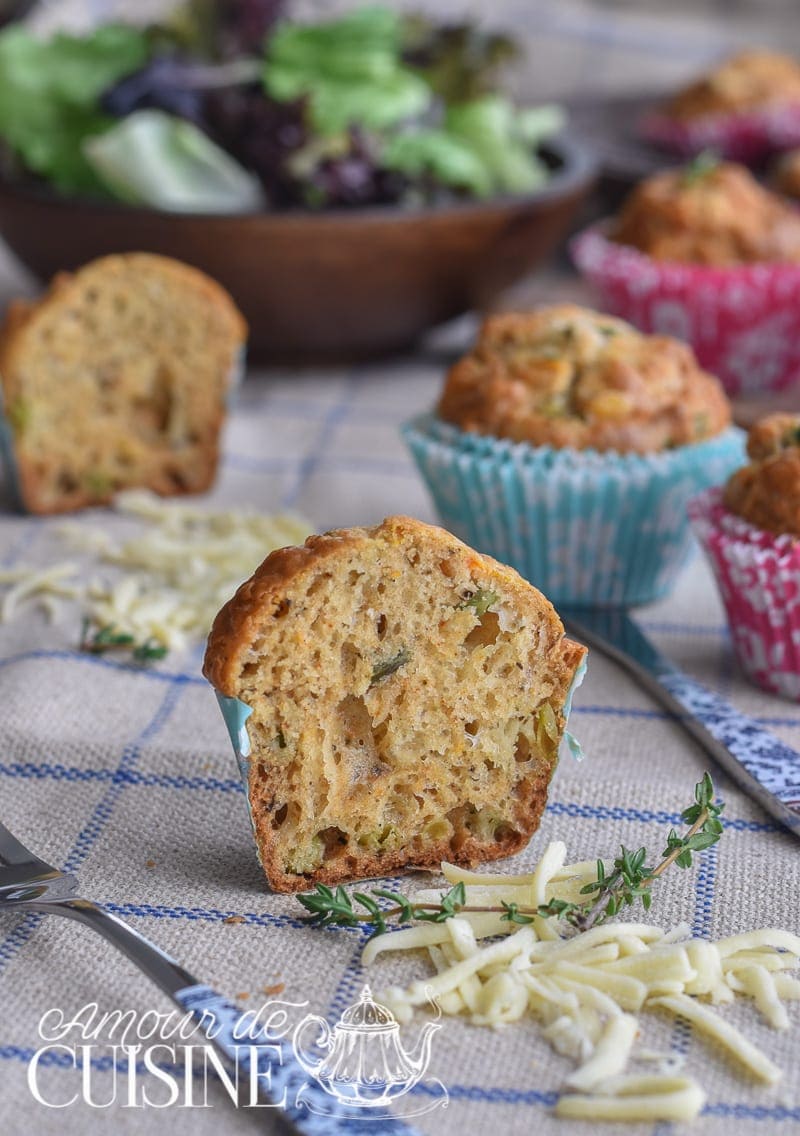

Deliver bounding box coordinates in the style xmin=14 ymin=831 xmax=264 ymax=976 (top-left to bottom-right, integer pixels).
xmin=402 ymin=305 xmax=745 ymax=607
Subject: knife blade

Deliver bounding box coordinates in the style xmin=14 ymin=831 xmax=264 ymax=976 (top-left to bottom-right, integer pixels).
xmin=560 ymin=606 xmax=800 ymax=838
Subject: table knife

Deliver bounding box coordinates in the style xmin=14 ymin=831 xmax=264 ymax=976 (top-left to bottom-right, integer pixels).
xmin=560 ymin=606 xmax=800 ymax=838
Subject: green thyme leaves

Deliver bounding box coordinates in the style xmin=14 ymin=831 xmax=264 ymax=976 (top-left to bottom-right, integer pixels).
xmin=370 ymin=647 xmax=411 ymax=684
xmin=298 ymin=881 xmax=468 ymax=938
xmin=79 ymin=619 xmax=167 ymax=665
xmin=297 ymin=774 xmax=724 ymax=941
xmin=459 ymin=587 xmax=498 ymax=616
xmin=681 ymin=149 xmax=719 ymax=186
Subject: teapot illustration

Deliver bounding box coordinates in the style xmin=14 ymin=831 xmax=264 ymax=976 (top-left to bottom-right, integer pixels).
xmin=292 ymin=984 xmax=440 ymax=1108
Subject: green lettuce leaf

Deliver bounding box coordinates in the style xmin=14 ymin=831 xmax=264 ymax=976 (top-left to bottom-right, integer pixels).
xmin=263 ymin=6 xmax=431 ymax=134
xmin=383 ymin=96 xmax=565 ymax=198
xmin=84 ymin=110 xmax=265 ymax=213
xmin=0 ymin=24 xmax=149 ymax=194
xmin=381 ymin=129 xmax=491 ymax=197
xmin=444 ymin=96 xmax=557 ymax=195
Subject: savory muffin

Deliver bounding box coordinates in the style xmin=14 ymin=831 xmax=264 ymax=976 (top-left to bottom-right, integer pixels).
xmin=665 ymin=50 xmax=800 ymax=121
xmin=405 ymin=305 xmax=743 ymax=607
xmin=771 ymin=148 xmax=800 ymax=200
xmin=611 ymin=161 xmax=800 ymax=266
xmin=724 ymin=413 xmax=800 ymax=535
xmin=204 ymin=515 xmax=586 ymax=893
xmin=437 ymin=304 xmax=731 ymax=454
xmin=689 ymin=415 xmax=800 ymax=701
xmin=0 ymin=253 xmax=246 ymax=514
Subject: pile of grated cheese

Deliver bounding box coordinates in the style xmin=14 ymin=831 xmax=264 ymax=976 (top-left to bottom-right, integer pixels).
xmin=0 ymin=491 xmax=311 ymax=653
xmin=366 ymin=843 xmax=800 ymax=1123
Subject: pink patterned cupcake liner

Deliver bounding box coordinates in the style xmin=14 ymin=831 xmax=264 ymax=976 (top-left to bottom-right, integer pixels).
xmin=570 ymin=223 xmax=800 ymax=398
xmin=640 ymin=103 xmax=800 ymax=163
xmin=688 ymin=486 xmax=800 ymax=701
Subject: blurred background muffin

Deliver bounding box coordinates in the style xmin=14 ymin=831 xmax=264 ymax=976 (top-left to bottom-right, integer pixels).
xmin=770 ymin=146 xmax=800 ymax=199
xmin=611 ymin=159 xmax=800 ymax=265
xmin=436 ymin=304 xmax=729 ymax=452
xmin=642 ymin=47 xmax=800 ymax=161
xmin=724 ymin=413 xmax=800 ymax=535
xmin=404 ymin=304 xmax=743 ymax=607
xmin=0 ymin=252 xmax=246 ymax=513
xmin=690 ymin=414 xmax=800 ymax=701
xmin=571 ymin=158 xmax=800 ymax=397
xmin=666 ymin=50 xmax=800 ymax=120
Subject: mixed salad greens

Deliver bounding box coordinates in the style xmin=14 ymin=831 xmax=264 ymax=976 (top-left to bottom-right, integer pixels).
xmin=0 ymin=1 xmax=565 ymax=212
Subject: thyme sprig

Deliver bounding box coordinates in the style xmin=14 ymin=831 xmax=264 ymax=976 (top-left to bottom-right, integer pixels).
xmin=297 ymin=774 xmax=724 ymax=937
xmin=681 ymin=149 xmax=719 ymax=186
xmin=543 ymin=771 xmax=724 ymax=932
xmin=298 ymin=881 xmax=471 ymax=938
xmin=79 ymin=619 xmax=168 ymax=664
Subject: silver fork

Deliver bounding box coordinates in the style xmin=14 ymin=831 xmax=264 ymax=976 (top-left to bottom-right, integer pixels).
xmin=0 ymin=820 xmax=419 ymax=1134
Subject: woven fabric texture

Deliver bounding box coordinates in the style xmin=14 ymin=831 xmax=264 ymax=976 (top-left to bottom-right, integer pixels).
xmin=0 ymin=328 xmax=798 ymax=1136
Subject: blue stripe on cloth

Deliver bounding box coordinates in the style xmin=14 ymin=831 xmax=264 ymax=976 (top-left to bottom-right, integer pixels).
xmin=63 ymin=685 xmax=185 ymax=876
xmin=2 ymin=656 xmax=799 ymax=731
xmin=0 ymin=762 xmax=243 ymax=794
xmin=326 ymin=939 xmax=370 ymax=1025
xmin=545 ymin=801 xmax=776 ymax=833
xmin=572 ymin=704 xmax=800 ymax=729
xmin=0 ymin=649 xmax=206 ymax=685
xmin=703 ymin=1103 xmax=800 ymax=1120
xmin=1 ymin=1045 xmax=798 ymax=1118
xmin=226 ymin=452 xmax=419 ymax=480
xmin=232 ymin=397 xmax=406 ymax=426
xmin=0 ymin=754 xmax=777 ymax=832
xmin=103 ymin=901 xmax=307 ymax=932
xmin=0 ymin=681 xmax=188 ymax=974
xmin=670 ymin=813 xmax=723 ymax=1064
xmin=638 ymin=621 xmax=728 ymax=638
xmin=281 ymin=373 xmax=361 ymax=509
xmin=692 ymin=841 xmax=719 ymax=939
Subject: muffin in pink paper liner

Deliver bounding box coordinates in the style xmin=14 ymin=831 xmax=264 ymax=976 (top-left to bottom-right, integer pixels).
xmin=640 ymin=104 xmax=800 ymax=164
xmin=689 ymin=414 xmax=800 ymax=701
xmin=570 ymin=162 xmax=800 ymax=397
xmin=641 ymin=50 xmax=800 ymax=163
xmin=689 ymin=488 xmax=800 ymax=701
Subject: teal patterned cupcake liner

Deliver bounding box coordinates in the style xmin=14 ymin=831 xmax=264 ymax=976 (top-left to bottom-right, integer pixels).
xmin=402 ymin=414 xmax=746 ymax=607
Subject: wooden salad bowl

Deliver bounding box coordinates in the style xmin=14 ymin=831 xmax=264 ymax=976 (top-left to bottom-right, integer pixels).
xmin=0 ymin=136 xmax=595 ymax=362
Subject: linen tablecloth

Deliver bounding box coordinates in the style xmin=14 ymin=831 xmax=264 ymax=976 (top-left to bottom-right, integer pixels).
xmin=0 ymin=271 xmax=799 ymax=1136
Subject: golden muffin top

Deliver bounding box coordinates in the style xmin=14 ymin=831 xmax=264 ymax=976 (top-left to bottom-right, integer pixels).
xmin=666 ymin=49 xmax=800 ymax=120
xmin=724 ymin=414 xmax=800 ymax=535
xmin=771 ymin=148 xmax=800 ymax=200
xmin=436 ymin=304 xmax=731 ymax=454
xmin=611 ymin=160 xmax=800 ymax=265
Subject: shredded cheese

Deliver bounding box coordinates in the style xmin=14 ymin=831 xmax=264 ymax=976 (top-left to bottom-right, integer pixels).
xmin=555 ymin=1076 xmax=707 ymax=1122
xmin=736 ymin=966 xmax=790 ymax=1030
xmin=363 ymin=841 xmax=800 ymax=1123
xmin=563 ymin=1013 xmax=639 ymax=1091
xmin=649 ymin=993 xmax=783 ymax=1084
xmin=0 ymin=492 xmax=311 ymax=653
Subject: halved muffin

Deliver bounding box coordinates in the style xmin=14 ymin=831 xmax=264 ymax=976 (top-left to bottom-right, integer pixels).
xmin=204 ymin=515 xmax=586 ymax=893
xmin=0 ymin=252 xmax=246 ymax=513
